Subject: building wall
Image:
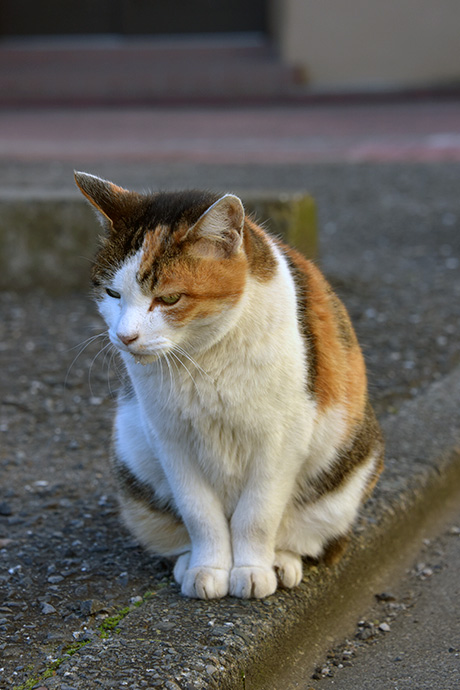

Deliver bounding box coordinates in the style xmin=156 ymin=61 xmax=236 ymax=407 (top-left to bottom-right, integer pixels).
xmin=275 ymin=0 xmax=460 ymax=89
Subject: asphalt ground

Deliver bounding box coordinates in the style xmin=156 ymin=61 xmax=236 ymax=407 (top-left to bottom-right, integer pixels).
xmin=305 ymin=513 xmax=460 ymax=690
xmin=1 ymin=100 xmax=460 ymax=689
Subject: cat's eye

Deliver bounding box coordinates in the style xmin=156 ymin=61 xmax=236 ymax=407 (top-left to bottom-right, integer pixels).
xmin=158 ymin=293 xmax=181 ymax=305
xmin=106 ymin=287 xmax=121 ymax=299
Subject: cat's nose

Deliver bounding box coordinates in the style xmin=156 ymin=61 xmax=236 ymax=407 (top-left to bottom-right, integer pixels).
xmin=117 ymin=332 xmax=139 ymax=346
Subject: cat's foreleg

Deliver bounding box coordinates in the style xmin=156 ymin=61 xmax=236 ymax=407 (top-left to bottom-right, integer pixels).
xmin=178 ymin=497 xmax=232 ymax=600
xmin=229 ymin=455 xmax=302 ymax=598
xmin=160 ymin=450 xmax=233 ymax=599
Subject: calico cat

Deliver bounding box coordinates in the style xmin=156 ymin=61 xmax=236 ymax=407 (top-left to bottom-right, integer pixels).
xmin=75 ymin=171 xmax=384 ymax=600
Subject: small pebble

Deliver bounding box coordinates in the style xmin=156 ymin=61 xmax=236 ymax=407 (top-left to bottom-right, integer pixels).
xmin=41 ymin=602 xmax=57 ymax=615
xmin=211 ymin=626 xmax=229 ymax=636
xmin=79 ymin=599 xmax=108 ymax=616
xmin=379 ymin=622 xmax=391 ymax=632
xmin=155 ymin=621 xmax=175 ymax=631
xmin=117 ymin=571 xmax=129 ymax=586
xmin=47 ymin=575 xmax=64 ymax=584
xmin=375 ymin=592 xmax=396 ymax=602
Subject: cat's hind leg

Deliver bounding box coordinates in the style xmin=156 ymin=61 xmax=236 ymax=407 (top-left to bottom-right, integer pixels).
xmin=274 ymin=550 xmax=303 ymax=589
xmin=119 ymin=492 xmax=190 ymax=557
xmin=114 ymin=395 xmax=191 ymax=557
xmin=278 ymin=449 xmax=382 ymax=563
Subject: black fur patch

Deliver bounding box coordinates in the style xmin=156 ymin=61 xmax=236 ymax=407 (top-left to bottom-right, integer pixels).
xmin=279 ymin=247 xmax=318 ymax=397
xmin=295 ymin=401 xmax=384 ymax=507
xmin=92 ymin=190 xmax=219 ymax=289
xmin=112 ymin=459 xmax=180 ymax=519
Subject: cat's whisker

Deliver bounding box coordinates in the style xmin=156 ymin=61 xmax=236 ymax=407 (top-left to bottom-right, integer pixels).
xmin=162 ymin=352 xmax=176 ymax=407
xmin=65 ymin=331 xmax=108 ymax=388
xmin=87 ymin=341 xmax=113 ymax=397
xmin=68 ymin=331 xmax=107 ymax=352
xmin=169 ymin=349 xmax=201 ymax=397
xmin=167 ymin=350 xmax=181 ymax=377
xmin=111 ymin=350 xmax=126 ymax=396
xmin=105 ymin=350 xmax=115 ymax=398
xmin=111 ymin=349 xmax=126 ymax=384
xmin=172 ymin=344 xmax=213 ymax=383
xmin=79 ymin=254 xmax=116 ymax=274
xmin=101 ymin=340 xmax=113 ymax=369
xmin=103 ymin=343 xmax=121 ymax=398
xmin=157 ymin=352 xmax=165 ymax=395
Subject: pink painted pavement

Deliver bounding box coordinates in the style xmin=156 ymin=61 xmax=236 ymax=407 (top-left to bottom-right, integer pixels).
xmin=1 ymin=100 xmax=460 ymax=164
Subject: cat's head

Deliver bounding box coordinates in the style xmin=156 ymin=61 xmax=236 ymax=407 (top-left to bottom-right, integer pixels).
xmin=75 ymin=172 xmax=248 ymax=364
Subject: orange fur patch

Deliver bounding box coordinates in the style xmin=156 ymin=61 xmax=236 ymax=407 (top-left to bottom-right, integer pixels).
xmin=157 ymin=253 xmax=248 ymax=325
xmin=139 ymin=225 xmax=168 ymax=277
xmin=280 ymin=243 xmax=367 ymax=426
xmin=305 ymin=261 xmax=367 ymax=420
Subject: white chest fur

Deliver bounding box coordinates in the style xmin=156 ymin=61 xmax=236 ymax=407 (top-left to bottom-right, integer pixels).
xmin=119 ymin=259 xmax=314 ymax=512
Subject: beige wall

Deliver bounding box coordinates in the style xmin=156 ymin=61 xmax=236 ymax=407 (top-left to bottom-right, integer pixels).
xmin=275 ymin=0 xmax=460 ymax=89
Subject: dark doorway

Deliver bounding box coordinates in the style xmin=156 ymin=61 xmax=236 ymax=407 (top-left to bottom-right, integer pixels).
xmin=0 ymin=0 xmax=268 ymax=37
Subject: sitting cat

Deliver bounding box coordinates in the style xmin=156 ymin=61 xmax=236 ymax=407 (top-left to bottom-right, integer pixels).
xmin=75 ymin=171 xmax=384 ymax=600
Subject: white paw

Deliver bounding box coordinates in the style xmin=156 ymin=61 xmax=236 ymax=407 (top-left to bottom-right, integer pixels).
xmin=181 ymin=567 xmax=229 ymax=600
xmin=274 ymin=550 xmax=303 ymax=589
xmin=173 ymin=552 xmax=190 ymax=585
xmin=229 ymin=566 xmax=277 ymax=599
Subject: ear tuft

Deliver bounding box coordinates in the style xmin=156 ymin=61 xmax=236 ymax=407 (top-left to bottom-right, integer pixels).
xmin=186 ymin=194 xmax=245 ymax=257
xmin=74 ymin=171 xmax=137 ymax=229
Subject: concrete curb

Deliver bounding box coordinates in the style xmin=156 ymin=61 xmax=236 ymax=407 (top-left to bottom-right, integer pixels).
xmin=33 ymin=365 xmax=460 ymax=690
xmin=0 ymin=192 xmax=317 ymax=292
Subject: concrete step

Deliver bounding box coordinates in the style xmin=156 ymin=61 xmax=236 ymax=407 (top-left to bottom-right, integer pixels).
xmin=0 ymin=35 xmax=301 ymax=106
xmin=0 ymin=191 xmax=317 ymax=291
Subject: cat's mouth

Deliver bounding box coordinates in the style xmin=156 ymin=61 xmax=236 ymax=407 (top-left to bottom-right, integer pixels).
xmin=131 ymin=352 xmax=159 ymax=365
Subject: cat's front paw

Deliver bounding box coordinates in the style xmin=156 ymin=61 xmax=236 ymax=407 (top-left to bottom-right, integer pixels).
xmin=229 ymin=566 xmax=277 ymax=599
xmin=181 ymin=567 xmax=229 ymax=600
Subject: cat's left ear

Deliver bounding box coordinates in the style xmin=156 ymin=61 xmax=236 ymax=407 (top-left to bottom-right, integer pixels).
xmin=74 ymin=171 xmax=140 ymax=231
xmin=185 ymin=194 xmax=244 ymax=257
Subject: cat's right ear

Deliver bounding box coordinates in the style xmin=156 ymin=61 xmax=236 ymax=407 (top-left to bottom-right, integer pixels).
xmin=74 ymin=171 xmax=138 ymax=231
xmin=184 ymin=194 xmax=245 ymax=258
